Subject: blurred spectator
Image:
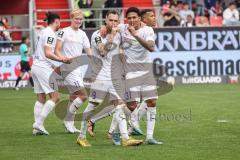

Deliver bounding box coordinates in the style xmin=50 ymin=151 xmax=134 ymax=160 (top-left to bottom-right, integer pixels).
xmin=209 ymin=0 xmax=223 ymax=17
xmin=1 ymin=17 xmax=10 ymax=29
xmin=0 ymin=21 xmax=12 ymax=53
xmin=182 ymin=0 xmax=193 ymax=10
xmin=78 ymin=0 xmax=96 ymax=28
xmin=223 ymin=0 xmax=235 ymax=8
xmin=161 ymin=0 xmax=171 ymax=15
xmin=205 ymin=0 xmax=216 ymax=10
xmin=102 ymin=0 xmax=122 ymax=19
xmin=223 ymin=2 xmax=240 ymax=26
xmin=181 ymin=14 xmax=195 ymax=27
xmin=179 ymin=2 xmax=195 ymax=25
xmin=163 ymin=4 xmax=181 ymax=26
xmin=196 ymin=0 xmax=205 ymax=16
xmin=196 ymin=16 xmax=210 ymax=26
xmin=161 ymin=0 xmax=169 ymax=5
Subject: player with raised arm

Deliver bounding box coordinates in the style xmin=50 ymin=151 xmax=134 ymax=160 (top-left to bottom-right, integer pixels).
xmin=54 ymin=9 xmax=92 ymax=134
xmin=76 ymin=10 xmax=143 ymax=147
xmin=87 ymin=9 xmax=159 ymax=140
xmin=113 ymin=7 xmax=162 ymax=145
xmin=32 ymin=12 xmax=71 ymax=135
xmin=128 ymin=8 xmax=157 ymax=136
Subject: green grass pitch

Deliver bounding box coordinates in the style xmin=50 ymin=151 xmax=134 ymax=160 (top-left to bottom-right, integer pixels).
xmin=0 ymin=84 xmax=239 ymax=160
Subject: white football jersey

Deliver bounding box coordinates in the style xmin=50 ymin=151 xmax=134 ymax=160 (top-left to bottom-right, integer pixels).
xmin=118 ymin=24 xmax=155 ymax=78
xmin=91 ymin=30 xmax=122 ymax=81
xmin=57 ymin=26 xmax=90 ymax=57
xmin=33 ymin=26 xmax=57 ymax=68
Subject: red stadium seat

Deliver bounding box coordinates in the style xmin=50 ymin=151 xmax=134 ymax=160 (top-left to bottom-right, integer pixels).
xmin=210 ymin=16 xmax=223 ymax=26
xmin=35 ymin=0 xmax=70 ymax=28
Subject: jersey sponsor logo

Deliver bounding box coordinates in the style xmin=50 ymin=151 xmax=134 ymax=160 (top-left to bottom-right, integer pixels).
xmin=58 ymin=31 xmax=64 ymax=38
xmin=47 ymin=37 xmax=54 ymax=45
xmin=95 ymin=36 xmax=102 ymax=44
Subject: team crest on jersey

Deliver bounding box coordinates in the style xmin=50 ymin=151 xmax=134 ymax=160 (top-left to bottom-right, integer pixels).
xmin=58 ymin=31 xmax=64 ymax=38
xmin=47 ymin=37 xmax=54 ymax=44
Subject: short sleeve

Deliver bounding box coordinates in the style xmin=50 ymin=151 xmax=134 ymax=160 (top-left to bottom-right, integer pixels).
xmin=91 ymin=31 xmax=102 ymax=48
xmin=20 ymin=44 xmax=28 ymax=54
xmin=57 ymin=30 xmax=65 ymax=42
xmin=145 ymin=27 xmax=155 ymax=41
xmin=83 ymin=32 xmax=90 ymax=49
xmin=44 ymin=32 xmax=55 ymax=48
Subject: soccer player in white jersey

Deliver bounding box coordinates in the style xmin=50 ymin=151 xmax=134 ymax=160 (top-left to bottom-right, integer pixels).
xmin=86 ymin=9 xmax=157 ymax=138
xmin=128 ymin=9 xmax=157 ymax=136
xmin=54 ymin=9 xmax=92 ymax=133
xmin=116 ymin=7 xmax=162 ymax=145
xmin=32 ymin=12 xmax=71 ymax=135
xmin=76 ymin=10 xmax=143 ymax=147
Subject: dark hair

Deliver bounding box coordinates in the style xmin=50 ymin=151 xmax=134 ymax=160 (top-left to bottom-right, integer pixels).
xmin=170 ymin=3 xmax=177 ymax=8
xmin=44 ymin=12 xmax=60 ymax=25
xmin=229 ymin=2 xmax=236 ymax=6
xmin=126 ymin=7 xmax=141 ymax=17
xmin=106 ymin=10 xmax=120 ymax=18
xmin=21 ymin=36 xmax=29 ymax=44
xmin=141 ymin=9 xmax=153 ymax=18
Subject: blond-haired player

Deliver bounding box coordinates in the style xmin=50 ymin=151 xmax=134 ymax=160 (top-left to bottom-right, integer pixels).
xmin=55 ymin=9 xmax=92 ymax=133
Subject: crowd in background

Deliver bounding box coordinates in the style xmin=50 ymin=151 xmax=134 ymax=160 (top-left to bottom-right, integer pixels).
xmin=160 ymin=0 xmax=240 ymax=27
xmin=0 ymin=17 xmax=13 ymax=53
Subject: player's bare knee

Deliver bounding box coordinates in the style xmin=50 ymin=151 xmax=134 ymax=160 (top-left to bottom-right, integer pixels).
xmin=79 ymin=95 xmax=87 ymax=102
xmin=146 ymin=99 xmax=156 ymax=107
xmin=49 ymin=92 xmax=60 ymax=103
xmin=37 ymin=94 xmax=46 ymax=104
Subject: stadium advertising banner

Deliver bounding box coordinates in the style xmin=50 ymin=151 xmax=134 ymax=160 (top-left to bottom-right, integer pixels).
xmin=0 ymin=55 xmax=31 ymax=88
xmin=151 ymin=26 xmax=240 ymax=84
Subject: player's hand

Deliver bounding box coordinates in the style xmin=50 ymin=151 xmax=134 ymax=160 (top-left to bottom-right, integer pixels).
xmin=100 ymin=25 xmax=107 ymax=38
xmin=54 ymin=66 xmax=61 ymax=75
xmin=111 ymin=27 xmax=119 ymax=36
xmin=128 ymin=25 xmax=138 ymax=37
xmin=62 ymin=57 xmax=72 ymax=64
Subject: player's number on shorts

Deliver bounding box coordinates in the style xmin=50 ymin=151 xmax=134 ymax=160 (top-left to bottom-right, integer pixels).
xmin=91 ymin=91 xmax=97 ymax=99
xmin=74 ymin=81 xmax=80 ymax=88
xmin=125 ymin=91 xmax=132 ymax=100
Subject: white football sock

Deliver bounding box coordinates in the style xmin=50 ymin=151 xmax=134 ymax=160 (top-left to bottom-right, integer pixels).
xmin=64 ymin=101 xmax=74 ymax=122
xmin=91 ymin=105 xmax=115 ymax=123
xmin=115 ymin=104 xmax=129 ymax=139
xmin=37 ymin=100 xmax=55 ymax=125
xmin=108 ymin=112 xmax=118 ymax=134
xmin=79 ymin=102 xmax=95 ymax=139
xmin=130 ymin=101 xmax=147 ymax=128
xmin=146 ymin=107 xmax=157 ymax=140
xmin=68 ymin=97 xmax=83 ymax=114
xmin=123 ymin=106 xmax=131 ymax=119
xmin=33 ymin=101 xmax=44 ymax=123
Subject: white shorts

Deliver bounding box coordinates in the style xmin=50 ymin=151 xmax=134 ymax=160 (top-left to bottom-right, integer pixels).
xmin=63 ymin=67 xmax=85 ymax=94
xmin=125 ymin=72 xmax=158 ymax=102
xmin=31 ymin=65 xmax=58 ymax=94
xmin=89 ymin=79 xmax=124 ymax=103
